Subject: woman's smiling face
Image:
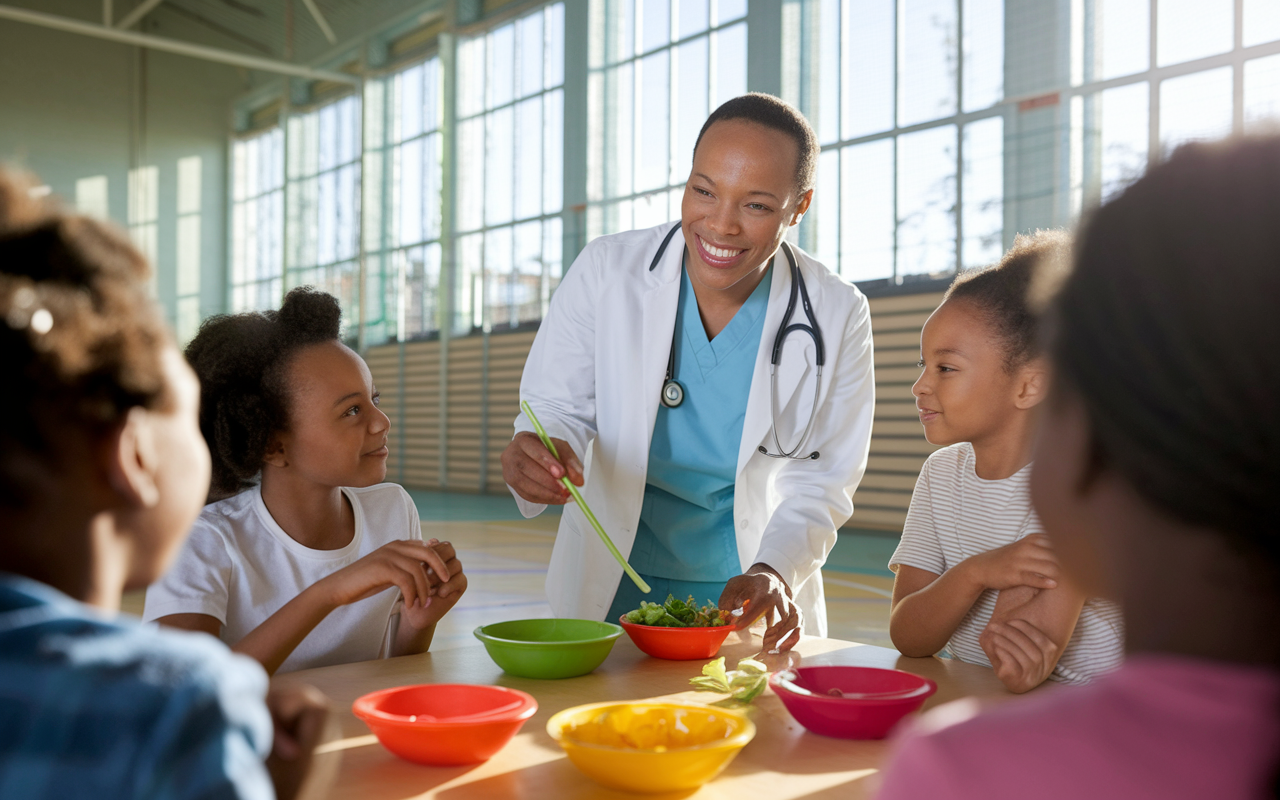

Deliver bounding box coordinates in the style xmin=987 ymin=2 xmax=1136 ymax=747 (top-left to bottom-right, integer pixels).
xmin=680 ymin=119 xmax=812 ymax=292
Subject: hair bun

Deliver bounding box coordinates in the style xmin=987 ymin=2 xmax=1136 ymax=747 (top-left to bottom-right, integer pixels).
xmin=275 ymin=286 xmax=342 ymax=341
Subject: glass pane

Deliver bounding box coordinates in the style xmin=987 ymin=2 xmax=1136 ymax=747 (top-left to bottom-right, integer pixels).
xmin=1096 ymin=0 xmax=1149 ymax=80
xmin=638 ymin=50 xmax=671 ymax=192
xmin=817 ymin=0 xmax=841 ymax=146
xmin=514 ymin=220 xmax=544 ymax=324
xmin=844 ymin=0 xmax=895 ymax=139
xmin=456 ymin=232 xmax=483 ymax=332
xmin=672 ymin=36 xmax=709 ymax=184
xmin=1245 ymin=54 xmax=1280 ymax=132
xmin=713 ymin=23 xmax=747 ymax=111
xmin=811 ymin=148 xmax=840 ymax=269
xmin=962 ymin=116 xmax=1003 ymax=269
xmin=1160 ymin=67 xmax=1233 ymax=158
xmin=610 ymin=0 xmax=636 ymax=63
xmin=1099 ymin=82 xmax=1148 ymax=202
xmin=1245 ymin=0 xmax=1280 ymax=46
xmin=515 ymin=96 xmax=544 ymax=220
xmin=485 ymin=226 xmax=515 ymax=328
xmin=458 ymin=37 xmax=486 ymax=118
xmin=546 ymin=3 xmax=566 ymax=88
xmin=457 ymin=117 xmax=485 ymax=231
xmin=963 ymin=0 xmax=1003 ymax=112
xmin=1157 ymin=0 xmax=1232 ymax=67
xmin=716 ymin=0 xmax=746 ymax=25
xmin=489 ymin=24 xmax=516 ymax=109
xmin=642 ymin=0 xmax=670 ymax=52
xmin=679 ymin=0 xmax=710 ymax=39
xmin=317 ymin=170 xmax=336 ymax=266
xmin=424 ymin=57 xmax=441 ymax=132
xmin=396 ymin=65 xmax=422 ymax=143
xmin=425 ymin=132 xmax=442 ymax=239
xmin=341 ymin=95 xmax=360 ymax=163
xmin=517 ymin=12 xmax=544 ymax=99
xmin=396 ymin=139 xmax=423 ymax=246
xmin=544 ymin=89 xmax=564 ymax=213
xmin=544 ymin=216 xmax=564 ymax=294
xmin=319 ymin=104 xmax=338 ymax=172
xmin=899 ymin=0 xmax=958 ymax=127
xmin=840 ymin=139 xmax=894 ymax=281
xmin=897 ymin=125 xmax=957 ymax=275
xmin=486 ymin=106 xmax=515 ymax=226
xmin=607 ymin=62 xmax=635 ymax=198
xmin=634 ymin=191 xmax=669 ymax=228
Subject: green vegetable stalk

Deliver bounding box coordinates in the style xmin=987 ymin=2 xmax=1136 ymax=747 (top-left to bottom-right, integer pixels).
xmin=689 ymin=656 xmax=770 ymax=705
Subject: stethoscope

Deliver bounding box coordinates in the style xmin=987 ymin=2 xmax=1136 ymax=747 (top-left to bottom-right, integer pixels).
xmin=648 ymin=222 xmax=825 ymax=461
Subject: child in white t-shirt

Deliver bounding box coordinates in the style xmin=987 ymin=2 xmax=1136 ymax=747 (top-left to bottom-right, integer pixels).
xmin=888 ymin=232 xmax=1123 ymax=692
xmin=145 ymin=287 xmax=467 ymax=674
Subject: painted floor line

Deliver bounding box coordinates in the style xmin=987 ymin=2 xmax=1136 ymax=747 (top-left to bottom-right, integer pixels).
xmin=822 ymin=576 xmax=894 ymax=598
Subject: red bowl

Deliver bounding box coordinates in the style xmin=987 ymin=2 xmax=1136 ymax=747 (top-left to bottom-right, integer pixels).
xmin=352 ymin=684 xmax=538 ymax=766
xmin=618 ymin=617 xmax=736 ymax=660
xmin=769 ymin=666 xmax=937 ymax=740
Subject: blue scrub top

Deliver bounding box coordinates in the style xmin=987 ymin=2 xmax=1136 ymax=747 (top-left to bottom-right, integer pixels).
xmin=627 ymin=261 xmax=772 ymax=588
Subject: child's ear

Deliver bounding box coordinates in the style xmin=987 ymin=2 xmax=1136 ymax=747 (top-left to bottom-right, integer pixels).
xmin=105 ymin=408 xmax=162 ymax=509
xmin=1014 ymin=360 xmax=1049 ymax=410
xmin=263 ymin=434 xmax=289 ymax=469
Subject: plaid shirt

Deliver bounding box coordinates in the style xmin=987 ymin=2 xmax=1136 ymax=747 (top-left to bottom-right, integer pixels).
xmin=0 ymin=573 xmax=273 ymax=799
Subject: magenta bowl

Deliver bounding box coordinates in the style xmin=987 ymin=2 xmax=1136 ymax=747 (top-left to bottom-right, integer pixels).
xmin=769 ymin=666 xmax=937 ymax=740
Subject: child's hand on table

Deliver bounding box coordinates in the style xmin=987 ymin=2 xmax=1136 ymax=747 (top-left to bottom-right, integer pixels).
xmin=400 ymin=539 xmax=468 ymax=630
xmin=964 ymin=534 xmax=1060 ymax=591
xmin=981 ymin=618 xmax=1061 ymax=693
xmin=266 ymin=683 xmax=330 ymax=800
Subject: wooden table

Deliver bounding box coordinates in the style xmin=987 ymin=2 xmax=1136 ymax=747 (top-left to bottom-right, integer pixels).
xmin=276 ymin=631 xmax=1014 ymax=800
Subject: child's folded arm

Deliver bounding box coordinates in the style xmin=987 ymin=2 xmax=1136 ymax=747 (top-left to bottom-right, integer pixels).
xmin=889 ymin=563 xmax=989 ymax=657
xmin=979 ymin=580 xmax=1085 ymax=693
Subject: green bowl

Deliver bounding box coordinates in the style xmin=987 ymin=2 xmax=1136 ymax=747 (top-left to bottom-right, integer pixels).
xmin=474 ymin=618 xmax=623 ymax=679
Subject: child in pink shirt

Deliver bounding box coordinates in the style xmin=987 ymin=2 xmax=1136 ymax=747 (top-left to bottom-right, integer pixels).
xmin=876 ymin=138 xmax=1280 ymax=799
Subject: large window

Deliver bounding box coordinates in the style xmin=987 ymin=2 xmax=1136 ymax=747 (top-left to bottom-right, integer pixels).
xmin=386 ymin=57 xmax=444 ymax=341
xmin=1070 ymin=0 xmax=1280 ymax=212
xmin=801 ymin=0 xmax=1006 ymax=283
xmin=285 ymin=95 xmax=363 ymax=338
xmin=230 ymin=127 xmax=284 ymax=313
xmin=586 ymin=0 xmax=747 ymax=239
xmin=456 ymin=3 xmax=566 ymax=334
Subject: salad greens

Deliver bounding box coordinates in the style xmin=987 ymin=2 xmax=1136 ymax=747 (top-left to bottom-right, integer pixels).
xmin=689 ymin=656 xmax=770 ymax=704
xmin=623 ymin=594 xmax=732 ymax=628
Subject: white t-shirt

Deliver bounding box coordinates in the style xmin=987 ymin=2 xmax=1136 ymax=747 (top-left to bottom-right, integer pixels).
xmin=144 ymin=483 xmax=421 ymax=674
xmin=889 ymin=443 xmax=1124 ymax=685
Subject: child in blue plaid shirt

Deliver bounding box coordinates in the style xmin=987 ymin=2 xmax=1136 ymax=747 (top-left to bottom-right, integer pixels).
xmin=0 ymin=171 xmax=326 ymax=800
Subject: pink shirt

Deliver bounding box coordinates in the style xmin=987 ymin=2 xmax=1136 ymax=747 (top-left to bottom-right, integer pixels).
xmin=876 ymin=656 xmax=1280 ymax=800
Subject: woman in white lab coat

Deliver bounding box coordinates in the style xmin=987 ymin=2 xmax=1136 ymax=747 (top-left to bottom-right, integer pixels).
xmin=502 ymin=94 xmax=875 ymax=651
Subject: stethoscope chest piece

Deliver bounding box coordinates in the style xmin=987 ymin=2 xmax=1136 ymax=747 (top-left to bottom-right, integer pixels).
xmin=661 ymin=379 xmax=685 ymax=408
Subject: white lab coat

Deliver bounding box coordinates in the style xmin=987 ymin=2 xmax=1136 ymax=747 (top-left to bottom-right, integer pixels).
xmin=511 ymin=222 xmax=875 ymax=636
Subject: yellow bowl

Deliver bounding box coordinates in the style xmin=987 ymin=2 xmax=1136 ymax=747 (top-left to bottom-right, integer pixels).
xmin=546 ymin=701 xmax=756 ymax=794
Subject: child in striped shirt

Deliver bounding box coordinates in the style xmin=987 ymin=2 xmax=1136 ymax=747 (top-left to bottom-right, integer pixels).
xmin=887 ymin=232 xmax=1123 ymax=692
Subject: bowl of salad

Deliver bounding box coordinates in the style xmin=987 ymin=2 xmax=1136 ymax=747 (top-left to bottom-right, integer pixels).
xmin=619 ymin=595 xmax=737 ymax=660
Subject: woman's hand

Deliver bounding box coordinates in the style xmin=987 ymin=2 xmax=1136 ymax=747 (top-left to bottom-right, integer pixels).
xmin=981 ymin=619 xmax=1060 ymax=693
xmin=719 ymin=564 xmax=803 ymax=654
xmin=319 ymin=539 xmax=453 ymax=611
xmin=501 ymin=431 xmax=584 ymax=505
xmin=400 ymin=539 xmax=468 ymax=630
xmin=963 ymin=534 xmax=1060 ymax=592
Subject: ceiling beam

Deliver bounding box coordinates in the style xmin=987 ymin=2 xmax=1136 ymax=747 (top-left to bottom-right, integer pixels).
xmin=115 ymin=0 xmax=164 ymax=29
xmin=300 ymin=0 xmax=337 ymax=44
xmin=0 ymin=4 xmax=360 ymax=85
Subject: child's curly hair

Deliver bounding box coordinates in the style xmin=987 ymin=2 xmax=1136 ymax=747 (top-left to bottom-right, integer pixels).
xmin=944 ymin=230 xmax=1072 ymax=371
xmin=0 ymin=171 xmax=172 ymax=508
xmin=187 ymin=286 xmax=342 ymax=501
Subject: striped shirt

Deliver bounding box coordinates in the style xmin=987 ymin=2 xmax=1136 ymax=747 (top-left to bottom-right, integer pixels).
xmin=889 ymin=443 xmax=1125 ymax=685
